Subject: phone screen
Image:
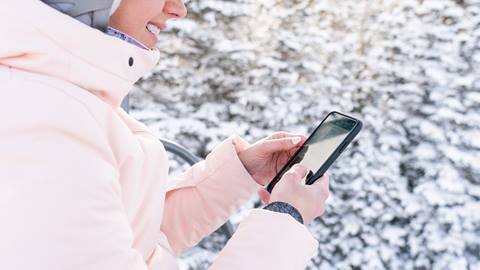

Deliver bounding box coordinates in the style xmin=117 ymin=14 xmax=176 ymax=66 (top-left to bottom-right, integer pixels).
xmin=267 ymin=112 xmax=358 ymax=192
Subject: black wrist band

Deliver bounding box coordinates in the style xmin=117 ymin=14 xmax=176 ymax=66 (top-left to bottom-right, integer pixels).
xmin=263 ymin=201 xmax=304 ymax=224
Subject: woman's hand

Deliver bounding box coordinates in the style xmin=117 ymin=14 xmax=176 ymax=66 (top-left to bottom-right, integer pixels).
xmin=268 ymin=164 xmax=330 ymax=225
xmin=237 ymin=132 xmax=307 ymax=186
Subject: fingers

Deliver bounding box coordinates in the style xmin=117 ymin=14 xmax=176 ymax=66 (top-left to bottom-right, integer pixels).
xmin=258 ymin=188 xmax=270 ymax=204
xmin=313 ymin=174 xmax=330 ymax=198
xmin=259 ymin=132 xmax=307 ymax=155
xmin=318 ymin=206 xmax=326 ymax=216
xmin=261 ymin=136 xmax=305 ymax=154
xmin=288 ymin=145 xmax=302 ymax=157
xmin=267 ymin=133 xmax=307 ymax=146
xmin=268 ymin=132 xmax=307 ymax=141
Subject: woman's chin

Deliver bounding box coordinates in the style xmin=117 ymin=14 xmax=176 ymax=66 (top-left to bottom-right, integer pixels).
xmin=143 ymin=30 xmax=158 ymax=48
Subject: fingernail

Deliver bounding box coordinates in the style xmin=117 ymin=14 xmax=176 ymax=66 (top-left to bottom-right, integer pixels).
xmin=292 ymin=163 xmax=304 ymax=170
xmin=291 ymin=137 xmax=301 ymax=145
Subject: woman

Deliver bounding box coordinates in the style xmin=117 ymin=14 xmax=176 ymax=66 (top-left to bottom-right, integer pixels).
xmin=0 ymin=0 xmax=330 ymax=269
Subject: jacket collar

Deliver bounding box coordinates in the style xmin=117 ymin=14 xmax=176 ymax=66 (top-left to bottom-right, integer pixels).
xmin=0 ymin=0 xmax=160 ymax=107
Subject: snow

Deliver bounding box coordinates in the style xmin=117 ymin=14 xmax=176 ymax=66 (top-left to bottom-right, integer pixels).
xmin=130 ymin=0 xmax=480 ymax=269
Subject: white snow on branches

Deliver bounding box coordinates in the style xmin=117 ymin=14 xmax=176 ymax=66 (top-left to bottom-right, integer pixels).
xmin=131 ymin=0 xmax=480 ymax=269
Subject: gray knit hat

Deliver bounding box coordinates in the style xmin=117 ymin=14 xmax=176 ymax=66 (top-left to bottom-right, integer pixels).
xmin=40 ymin=0 xmax=121 ymax=32
xmin=110 ymin=0 xmax=121 ymax=15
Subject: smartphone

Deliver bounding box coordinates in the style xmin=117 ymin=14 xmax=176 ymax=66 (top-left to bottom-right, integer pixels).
xmin=266 ymin=111 xmax=362 ymax=193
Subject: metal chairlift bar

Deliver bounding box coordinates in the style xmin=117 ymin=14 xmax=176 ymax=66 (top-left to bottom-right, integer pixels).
xmin=159 ymin=138 xmax=201 ymax=166
xmin=121 ymin=95 xmax=235 ymax=238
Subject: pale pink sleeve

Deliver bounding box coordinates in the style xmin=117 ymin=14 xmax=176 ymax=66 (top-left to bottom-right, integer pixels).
xmin=209 ymin=209 xmax=319 ymax=269
xmin=161 ymin=135 xmax=261 ymax=254
xmin=161 ymin=135 xmax=319 ymax=268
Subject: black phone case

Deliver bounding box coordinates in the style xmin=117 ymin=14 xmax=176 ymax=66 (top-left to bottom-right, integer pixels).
xmin=266 ymin=111 xmax=363 ymax=193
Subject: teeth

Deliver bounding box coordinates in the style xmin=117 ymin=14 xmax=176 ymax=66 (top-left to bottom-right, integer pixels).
xmin=146 ymin=23 xmax=160 ymax=35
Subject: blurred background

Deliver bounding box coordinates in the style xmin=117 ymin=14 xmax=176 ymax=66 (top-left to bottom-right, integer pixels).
xmin=129 ymin=0 xmax=479 ymax=269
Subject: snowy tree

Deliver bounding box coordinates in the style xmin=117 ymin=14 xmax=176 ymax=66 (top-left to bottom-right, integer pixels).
xmin=131 ymin=0 xmax=480 ymax=269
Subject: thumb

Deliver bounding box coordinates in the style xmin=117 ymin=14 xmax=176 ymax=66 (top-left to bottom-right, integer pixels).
xmin=261 ymin=137 xmax=302 ymax=153
xmin=286 ymin=163 xmax=308 ymax=183
xmin=312 ymin=174 xmax=330 ymax=197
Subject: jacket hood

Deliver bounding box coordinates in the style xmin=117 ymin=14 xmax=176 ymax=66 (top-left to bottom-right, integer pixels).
xmin=0 ymin=0 xmax=160 ymax=107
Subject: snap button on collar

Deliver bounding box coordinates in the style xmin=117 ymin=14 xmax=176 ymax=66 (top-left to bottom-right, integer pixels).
xmin=128 ymin=57 xmax=134 ymax=67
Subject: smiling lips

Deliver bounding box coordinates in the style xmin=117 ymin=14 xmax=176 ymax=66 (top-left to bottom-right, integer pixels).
xmin=146 ymin=24 xmax=160 ymax=35
xmin=146 ymin=22 xmax=166 ymax=35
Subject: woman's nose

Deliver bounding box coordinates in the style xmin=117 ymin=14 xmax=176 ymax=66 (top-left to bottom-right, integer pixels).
xmin=164 ymin=0 xmax=187 ymax=19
